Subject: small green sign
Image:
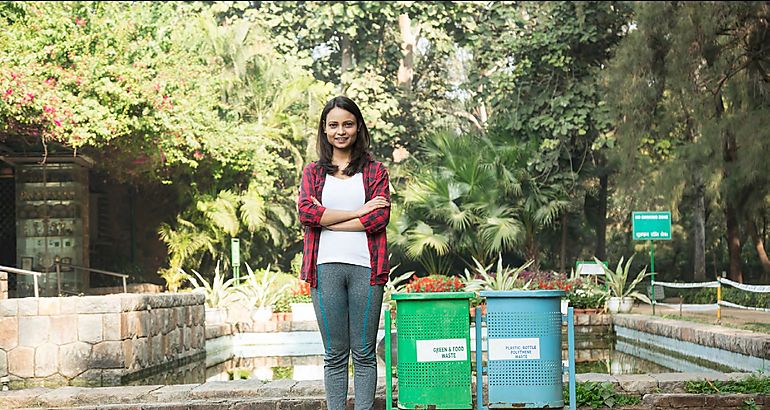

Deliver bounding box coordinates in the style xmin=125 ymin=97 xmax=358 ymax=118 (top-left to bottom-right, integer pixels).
xmin=632 ymin=211 xmax=671 ymax=241
xmin=231 ymin=238 xmax=240 ymax=265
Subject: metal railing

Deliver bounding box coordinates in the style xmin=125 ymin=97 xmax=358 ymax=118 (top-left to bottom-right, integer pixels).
xmin=56 ymin=261 xmax=129 ymax=294
xmin=0 ymin=265 xmax=41 ymax=298
xmin=0 ymin=263 xmax=129 ymax=298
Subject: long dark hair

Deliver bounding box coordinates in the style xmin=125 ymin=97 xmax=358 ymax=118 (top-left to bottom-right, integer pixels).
xmin=316 ymin=96 xmax=371 ymax=176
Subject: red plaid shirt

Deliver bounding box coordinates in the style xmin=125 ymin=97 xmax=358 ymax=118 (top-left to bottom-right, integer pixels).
xmin=297 ymin=158 xmax=390 ymax=288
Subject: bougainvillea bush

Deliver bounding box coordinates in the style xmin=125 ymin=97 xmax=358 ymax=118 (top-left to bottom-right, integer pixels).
xmin=404 ymin=274 xmax=464 ymax=293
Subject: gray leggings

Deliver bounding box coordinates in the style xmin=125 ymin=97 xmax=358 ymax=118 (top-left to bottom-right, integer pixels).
xmin=312 ymin=263 xmax=384 ymax=410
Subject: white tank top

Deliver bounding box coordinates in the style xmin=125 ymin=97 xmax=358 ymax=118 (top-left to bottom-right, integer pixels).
xmin=317 ymin=173 xmax=371 ymax=268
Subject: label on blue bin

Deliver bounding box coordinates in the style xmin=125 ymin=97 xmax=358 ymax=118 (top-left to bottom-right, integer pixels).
xmin=416 ymin=338 xmax=467 ymax=362
xmin=488 ymin=337 xmax=540 ymax=360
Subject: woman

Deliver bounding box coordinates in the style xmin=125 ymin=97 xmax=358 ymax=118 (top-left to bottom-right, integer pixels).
xmin=297 ymin=96 xmax=391 ymax=410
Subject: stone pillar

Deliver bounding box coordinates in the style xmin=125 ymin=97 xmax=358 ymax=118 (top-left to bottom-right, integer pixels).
xmin=0 ymin=271 xmax=7 ymax=299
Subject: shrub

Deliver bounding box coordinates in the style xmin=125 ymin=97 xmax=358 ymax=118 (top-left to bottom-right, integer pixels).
xmin=404 ymin=274 xmax=464 ymax=293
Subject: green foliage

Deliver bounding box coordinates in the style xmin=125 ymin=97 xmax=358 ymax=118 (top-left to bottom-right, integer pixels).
xmin=461 ymin=256 xmax=534 ymax=293
xmin=158 ymin=267 xmax=191 ymax=294
xmin=667 ymin=287 xmax=770 ymax=309
xmin=567 ymin=282 xmax=608 ymax=310
xmin=596 ymin=255 xmax=651 ymax=304
xmin=403 ymin=275 xmax=464 ymax=293
xmin=0 ymin=1 xmax=230 ymax=177
xmin=185 ymin=261 xmax=238 ymax=308
xmin=237 ymin=263 xmax=291 ymax=310
xmin=566 ymin=381 xmax=641 ymax=408
xmin=685 ymin=374 xmax=770 ymax=394
xmin=384 ymin=263 xmax=415 ymax=302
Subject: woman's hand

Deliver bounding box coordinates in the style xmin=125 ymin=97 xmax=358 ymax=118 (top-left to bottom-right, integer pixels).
xmin=356 ymin=196 xmax=389 ymax=217
xmin=311 ymin=196 xmax=322 ymax=207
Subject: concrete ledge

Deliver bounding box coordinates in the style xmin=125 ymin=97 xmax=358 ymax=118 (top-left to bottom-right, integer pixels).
xmin=614 ymin=314 xmax=770 ymax=360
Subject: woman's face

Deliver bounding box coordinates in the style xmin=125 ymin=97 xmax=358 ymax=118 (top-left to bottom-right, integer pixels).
xmin=324 ymin=107 xmax=358 ymax=152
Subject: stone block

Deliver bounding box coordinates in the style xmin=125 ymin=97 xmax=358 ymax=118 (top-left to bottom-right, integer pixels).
xmin=19 ymin=316 xmax=50 ymax=347
xmin=72 ymin=369 xmax=103 ymax=387
xmin=79 ymin=384 xmax=162 ymax=405
xmin=38 ymin=298 xmax=61 ymax=315
xmin=102 ymin=313 xmax=122 ymax=341
xmin=78 ymin=314 xmax=103 ymax=343
xmin=615 ymin=374 xmax=657 ymax=394
xmin=650 ymin=372 xmax=689 ymax=393
xmin=290 ymin=379 xmax=327 ymax=397
xmin=229 ymin=400 xmax=281 ymax=410
xmin=0 ymin=299 xmax=18 ymax=316
xmin=0 ymin=387 xmax=52 ymax=409
xmin=60 ymin=298 xmax=77 ymax=314
xmin=147 ymin=383 xmax=198 ymax=402
xmin=8 ymin=345 xmax=35 ymax=377
xmin=193 ymin=305 xmax=204 ymax=326
xmin=91 ymin=341 xmax=125 ymax=369
xmin=190 ymin=379 xmax=266 ymax=399
xmin=121 ymin=294 xmax=146 ymax=312
xmin=17 ymin=298 xmax=38 ymax=316
xmin=167 ymin=328 xmax=180 ymax=355
xmin=122 ymin=339 xmax=135 ymax=370
xmin=161 ymin=333 xmax=169 ymax=359
xmin=183 ymin=327 xmax=192 ymax=351
xmin=151 ymin=333 xmax=162 ymax=364
xmin=0 ymin=348 xmax=6 ymax=377
xmin=0 ymin=316 xmax=18 ymax=350
xmin=76 ymin=295 xmax=122 ymax=314
xmin=34 ymin=343 xmax=58 ymax=377
xmin=50 ymin=314 xmax=78 ymax=345
xmin=643 ymin=393 xmax=707 ymax=408
xmin=101 ymin=368 xmax=124 ymax=386
xmin=59 ymin=341 xmax=91 ymax=378
xmin=279 ymin=398 xmax=329 ymax=409
xmin=174 ymin=307 xmax=184 ymax=328
xmin=132 ymin=337 xmax=148 ymax=368
xmin=260 ymin=378 xmax=298 ymax=397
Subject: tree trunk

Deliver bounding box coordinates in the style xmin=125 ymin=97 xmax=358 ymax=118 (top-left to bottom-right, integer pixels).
xmin=560 ymin=211 xmax=568 ymax=274
xmin=397 ymin=14 xmax=420 ymax=91
xmin=340 ymin=33 xmax=352 ymax=85
xmin=595 ymin=174 xmax=608 ymax=261
xmin=693 ymin=176 xmax=707 ymax=282
xmin=717 ymin=92 xmax=744 ymax=283
xmin=749 ymin=220 xmax=770 ymax=279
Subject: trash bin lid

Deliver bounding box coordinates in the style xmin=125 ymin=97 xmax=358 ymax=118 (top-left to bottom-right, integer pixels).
xmin=392 ymin=291 xmax=475 ymax=300
xmin=480 ymin=290 xmax=565 ymax=298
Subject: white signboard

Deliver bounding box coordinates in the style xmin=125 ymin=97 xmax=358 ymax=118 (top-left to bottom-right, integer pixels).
xmin=416 ymin=338 xmax=468 ymax=362
xmin=488 ymin=338 xmax=541 ymax=360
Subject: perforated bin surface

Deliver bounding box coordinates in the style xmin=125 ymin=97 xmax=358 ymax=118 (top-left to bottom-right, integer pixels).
xmin=480 ymin=291 xmax=565 ymax=408
xmin=392 ymin=292 xmax=473 ymax=409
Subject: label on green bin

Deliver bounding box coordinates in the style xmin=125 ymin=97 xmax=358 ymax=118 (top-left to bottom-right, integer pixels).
xmin=488 ymin=337 xmax=541 ymax=360
xmin=416 ymin=338 xmax=467 ymax=362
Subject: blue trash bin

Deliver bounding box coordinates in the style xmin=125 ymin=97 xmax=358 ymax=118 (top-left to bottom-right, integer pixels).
xmin=474 ymin=290 xmax=576 ymax=409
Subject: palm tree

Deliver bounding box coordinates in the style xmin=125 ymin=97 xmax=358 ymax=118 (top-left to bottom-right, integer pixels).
xmin=394 ymin=131 xmax=525 ymax=273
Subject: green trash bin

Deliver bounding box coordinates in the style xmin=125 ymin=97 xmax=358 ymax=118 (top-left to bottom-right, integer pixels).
xmin=385 ymin=292 xmax=475 ymax=409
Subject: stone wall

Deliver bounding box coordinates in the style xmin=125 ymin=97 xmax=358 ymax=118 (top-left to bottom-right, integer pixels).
xmin=614 ymin=314 xmax=770 ymax=360
xmin=0 ymin=271 xmax=7 ymax=300
xmin=0 ymin=292 xmax=205 ymax=388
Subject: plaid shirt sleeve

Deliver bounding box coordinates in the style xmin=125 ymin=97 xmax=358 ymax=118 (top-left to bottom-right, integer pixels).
xmin=297 ymin=163 xmax=326 ymax=228
xmin=359 ymin=162 xmax=390 ymax=233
